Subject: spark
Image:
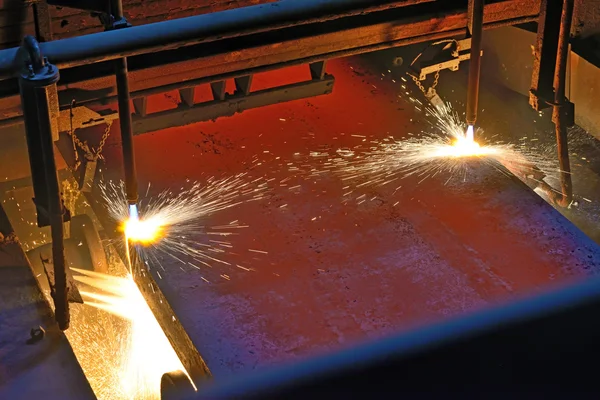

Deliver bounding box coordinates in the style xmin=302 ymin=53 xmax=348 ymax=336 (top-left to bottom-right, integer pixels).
xmin=301 ymin=102 xmax=561 ymax=198
xmin=100 ymin=173 xmax=269 ymax=281
xmin=73 ymin=268 xmax=195 ymax=399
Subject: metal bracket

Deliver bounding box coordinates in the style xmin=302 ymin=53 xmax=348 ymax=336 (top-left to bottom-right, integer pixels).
xmin=100 ymin=14 xmax=131 ymax=31
xmin=79 ymin=155 xmax=97 ymax=193
xmin=550 ymin=99 xmax=575 ymax=128
xmin=409 ymin=39 xmax=475 ymax=81
xmin=58 ymin=105 xmax=119 ymax=133
xmin=425 ymin=88 xmax=445 ymax=109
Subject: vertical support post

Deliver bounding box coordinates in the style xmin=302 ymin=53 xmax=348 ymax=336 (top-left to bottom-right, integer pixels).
xmin=465 ymin=0 xmax=484 ymax=127
xmin=550 ymin=0 xmax=574 ymax=207
xmin=18 ymin=35 xmax=70 ymax=330
xmin=32 ymin=0 xmax=54 ymax=43
xmin=529 ymin=0 xmax=563 ymax=111
xmin=309 ymin=61 xmax=327 ymax=80
xmin=179 ymin=87 xmax=195 ymax=107
xmin=234 ymin=75 xmax=253 ymax=95
xmin=210 ymin=81 xmax=226 ymax=101
xmin=133 ymin=97 xmax=148 ymax=117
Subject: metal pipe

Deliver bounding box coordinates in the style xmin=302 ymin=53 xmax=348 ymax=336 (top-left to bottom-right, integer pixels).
xmin=115 ymin=58 xmax=138 ymax=205
xmin=0 ymin=0 xmax=440 ymax=78
xmin=109 ymin=0 xmax=138 ymax=206
xmin=547 ymin=0 xmax=574 ymax=208
xmin=465 ymin=0 xmax=484 ymax=126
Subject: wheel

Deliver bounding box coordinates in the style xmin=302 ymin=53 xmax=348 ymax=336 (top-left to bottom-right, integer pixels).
xmin=69 ymin=213 xmax=108 ymax=273
xmin=161 ymin=370 xmax=196 ymax=400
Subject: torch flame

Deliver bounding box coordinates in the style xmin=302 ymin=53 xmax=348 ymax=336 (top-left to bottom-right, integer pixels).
xmin=123 ymin=216 xmax=164 ymax=245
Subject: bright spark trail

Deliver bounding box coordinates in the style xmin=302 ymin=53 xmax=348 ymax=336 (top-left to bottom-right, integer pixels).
xmin=100 ymin=173 xmax=269 ymax=281
xmin=73 ymin=268 xmax=194 ymax=400
xmin=301 ymin=101 xmax=561 ymax=200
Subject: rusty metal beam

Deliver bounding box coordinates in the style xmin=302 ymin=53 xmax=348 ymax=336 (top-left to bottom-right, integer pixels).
xmin=131 ymin=75 xmax=335 ymax=136
xmin=0 ymin=0 xmax=435 ymax=77
xmin=0 ymin=1 xmax=538 ymax=123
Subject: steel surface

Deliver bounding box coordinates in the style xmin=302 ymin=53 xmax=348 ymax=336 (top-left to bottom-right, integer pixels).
xmin=82 ymin=59 xmax=600 ymax=382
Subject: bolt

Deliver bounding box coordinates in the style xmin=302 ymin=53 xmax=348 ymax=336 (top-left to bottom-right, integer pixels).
xmin=26 ymin=326 xmax=45 ymax=345
xmin=392 ymin=57 xmax=404 ymax=67
xmin=27 ymin=64 xmax=35 ymax=77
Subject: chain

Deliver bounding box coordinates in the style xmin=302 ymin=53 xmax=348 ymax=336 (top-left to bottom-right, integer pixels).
xmin=410 ymin=70 xmax=440 ymax=96
xmin=95 ymin=123 xmax=112 ymax=160
xmin=67 ymin=99 xmax=113 ymax=170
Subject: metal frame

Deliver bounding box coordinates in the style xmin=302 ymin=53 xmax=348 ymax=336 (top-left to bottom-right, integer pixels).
xmin=529 ymin=0 xmax=575 ymax=207
xmin=17 ymin=36 xmax=71 ymax=330
xmin=130 ymin=69 xmax=335 ymax=136
xmin=0 ymin=0 xmax=538 ymax=118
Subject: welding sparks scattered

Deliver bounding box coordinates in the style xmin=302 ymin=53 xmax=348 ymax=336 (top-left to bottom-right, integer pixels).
xmin=298 ymin=101 xmax=561 ymax=199
xmin=73 ymin=268 xmax=195 ymax=399
xmin=100 ymin=173 xmax=269 ymax=280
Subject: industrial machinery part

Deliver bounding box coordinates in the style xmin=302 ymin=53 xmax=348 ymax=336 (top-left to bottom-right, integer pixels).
xmin=407 ymin=39 xmax=470 ymax=108
xmin=529 ymin=0 xmax=575 ymax=126
xmin=14 ymin=29 xmax=212 ymax=393
xmin=465 ymin=0 xmax=484 ymax=127
xmin=0 ymin=0 xmax=538 ymax=117
xmin=161 ymin=370 xmax=197 ymax=400
xmin=408 ymin=39 xmax=473 ymax=81
xmin=26 ymin=214 xmax=108 ymax=302
xmin=129 ymin=63 xmax=334 ymax=136
xmin=406 ymin=0 xmax=485 ymax=112
xmin=18 ymin=35 xmax=71 ymax=330
xmin=529 ymin=0 xmax=574 ymax=207
xmin=195 ymin=274 xmax=600 ymax=399
xmin=104 ymin=0 xmax=139 ymax=206
xmin=548 ymin=0 xmax=574 ymax=208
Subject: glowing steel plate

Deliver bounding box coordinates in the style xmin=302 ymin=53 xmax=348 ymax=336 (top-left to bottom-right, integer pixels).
xmin=82 ymin=59 xmax=600 ymax=383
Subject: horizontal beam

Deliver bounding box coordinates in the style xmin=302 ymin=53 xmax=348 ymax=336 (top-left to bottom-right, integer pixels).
xmin=0 ymin=0 xmax=431 ymax=78
xmin=131 ymin=76 xmax=335 ymax=135
xmin=0 ymin=0 xmax=538 ymax=121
